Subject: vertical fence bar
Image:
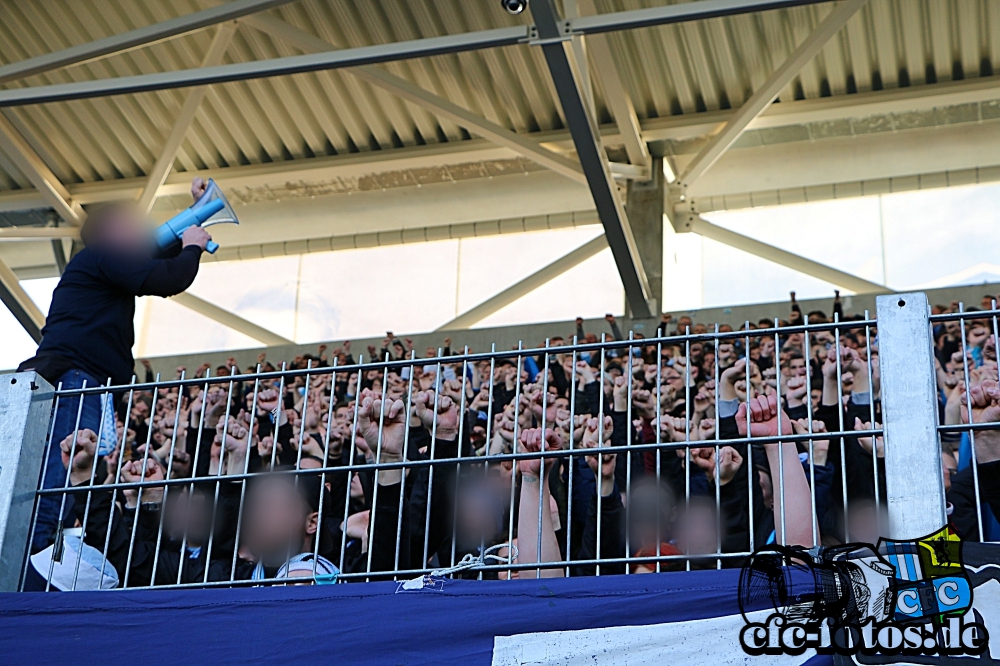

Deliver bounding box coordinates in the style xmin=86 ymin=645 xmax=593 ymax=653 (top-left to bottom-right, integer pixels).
xmin=0 ymin=372 xmax=53 ymax=591
xmin=876 ymin=292 xmax=947 ymax=538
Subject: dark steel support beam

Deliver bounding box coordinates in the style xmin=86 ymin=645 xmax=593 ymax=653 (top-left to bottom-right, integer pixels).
xmin=531 ymin=0 xmax=652 ymax=317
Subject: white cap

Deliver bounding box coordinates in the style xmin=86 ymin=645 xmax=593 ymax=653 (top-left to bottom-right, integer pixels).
xmin=30 ymin=528 xmax=119 ymax=591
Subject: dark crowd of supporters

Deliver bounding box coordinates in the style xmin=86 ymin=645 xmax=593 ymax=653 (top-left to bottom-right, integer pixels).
xmin=25 ymin=292 xmax=1000 ymax=590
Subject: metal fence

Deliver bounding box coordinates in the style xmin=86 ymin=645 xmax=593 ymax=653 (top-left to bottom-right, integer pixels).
xmin=929 ymin=303 xmax=1000 ymax=543
xmin=0 ymin=292 xmax=983 ymax=593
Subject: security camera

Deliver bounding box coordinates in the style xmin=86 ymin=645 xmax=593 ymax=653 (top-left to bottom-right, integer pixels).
xmin=501 ymin=0 xmax=528 ymax=15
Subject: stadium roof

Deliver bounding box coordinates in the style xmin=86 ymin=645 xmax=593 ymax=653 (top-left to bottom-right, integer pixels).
xmin=1 ymin=0 xmax=999 ymax=342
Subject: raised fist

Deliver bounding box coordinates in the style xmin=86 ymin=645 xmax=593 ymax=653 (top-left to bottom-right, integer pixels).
xmin=190 ymin=176 xmax=207 ymax=201
xmin=120 ymin=458 xmax=165 ymax=508
xmin=357 ymin=389 xmax=406 ymax=463
xmin=60 ymin=428 xmax=99 ymax=486
xmin=689 ymin=444 xmax=742 ymax=486
xmin=962 ymin=379 xmax=1000 ymax=424
xmin=579 ymin=416 xmax=615 ymax=493
xmin=256 ymin=388 xmax=280 ymax=413
xmin=413 ymin=390 xmax=459 ymax=441
xmin=517 ymin=427 xmax=563 ymax=480
xmin=735 ymin=394 xmax=792 ymax=439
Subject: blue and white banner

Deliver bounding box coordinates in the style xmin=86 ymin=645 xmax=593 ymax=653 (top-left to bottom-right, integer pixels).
xmin=1 ymin=568 xmax=831 ymax=666
xmin=3 ymin=544 xmax=999 ymax=666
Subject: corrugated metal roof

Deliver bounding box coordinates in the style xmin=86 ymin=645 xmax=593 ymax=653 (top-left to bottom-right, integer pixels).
xmin=0 ymin=0 xmax=999 ymax=200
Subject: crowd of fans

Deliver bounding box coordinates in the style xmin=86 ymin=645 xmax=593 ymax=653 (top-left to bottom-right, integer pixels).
xmin=25 ymin=292 xmax=1000 ymax=590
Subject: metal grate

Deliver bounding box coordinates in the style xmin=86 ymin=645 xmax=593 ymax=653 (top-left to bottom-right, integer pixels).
xmin=17 ymin=317 xmax=897 ymax=591
xmin=930 ymin=301 xmax=1000 ymax=544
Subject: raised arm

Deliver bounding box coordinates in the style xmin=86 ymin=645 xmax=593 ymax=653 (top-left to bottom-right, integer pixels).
xmin=357 ymin=389 xmax=410 ymax=571
xmin=516 ymin=427 xmax=564 ymax=578
xmin=736 ymin=394 xmax=818 ymax=548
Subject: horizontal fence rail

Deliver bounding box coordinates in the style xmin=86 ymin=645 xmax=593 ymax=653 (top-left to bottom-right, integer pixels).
xmin=4 ymin=301 xmax=982 ymax=592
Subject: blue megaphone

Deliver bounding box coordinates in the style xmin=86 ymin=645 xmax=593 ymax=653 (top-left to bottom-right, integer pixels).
xmin=153 ymin=179 xmax=239 ymax=254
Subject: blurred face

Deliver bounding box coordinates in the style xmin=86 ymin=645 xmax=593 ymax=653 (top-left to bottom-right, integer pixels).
xmin=674 ymin=502 xmax=718 ymax=556
xmin=628 ymin=481 xmax=674 ymax=549
xmin=455 ymin=485 xmax=501 ymax=552
xmin=165 ymin=489 xmax=213 ymax=547
xmin=245 ymin=476 xmax=314 ymax=567
xmin=847 ymin=502 xmax=882 ymax=544
xmin=96 ymin=207 xmax=148 ymax=251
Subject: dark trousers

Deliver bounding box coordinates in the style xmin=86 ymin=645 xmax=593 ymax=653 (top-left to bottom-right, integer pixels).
xmin=32 ymin=369 xmax=104 ymax=552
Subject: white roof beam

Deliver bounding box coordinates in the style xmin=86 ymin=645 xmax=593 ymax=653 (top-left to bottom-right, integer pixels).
xmin=0 ymin=255 xmax=44 ymax=342
xmin=137 ymin=23 xmax=237 ymax=215
xmin=4 ymin=72 xmax=1000 ymax=214
xmin=574 ymin=0 xmax=649 ymax=169
xmin=0 ymin=0 xmax=297 ymax=84
xmin=207 ymin=210 xmax=601 ymax=262
xmin=677 ymin=0 xmax=869 ymax=189
xmin=0 ymin=114 xmax=85 ymax=226
xmin=0 ymin=227 xmax=80 ymax=241
xmin=240 ymin=15 xmax=587 ymax=185
xmin=677 ymin=213 xmax=888 ymax=294
xmin=436 ymin=234 xmax=608 ymax=331
xmin=170 ymin=292 xmax=293 ymax=346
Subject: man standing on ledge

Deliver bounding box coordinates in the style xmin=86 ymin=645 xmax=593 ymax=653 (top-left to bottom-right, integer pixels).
xmin=20 ymin=177 xmax=212 ymax=550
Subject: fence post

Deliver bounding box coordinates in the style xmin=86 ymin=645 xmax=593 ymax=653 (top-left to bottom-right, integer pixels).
xmin=875 ymin=292 xmax=947 ymax=540
xmin=0 ymin=371 xmax=54 ymax=591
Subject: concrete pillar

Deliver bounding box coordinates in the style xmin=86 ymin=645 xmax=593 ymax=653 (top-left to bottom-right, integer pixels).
xmin=625 ymin=157 xmax=664 ymax=316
